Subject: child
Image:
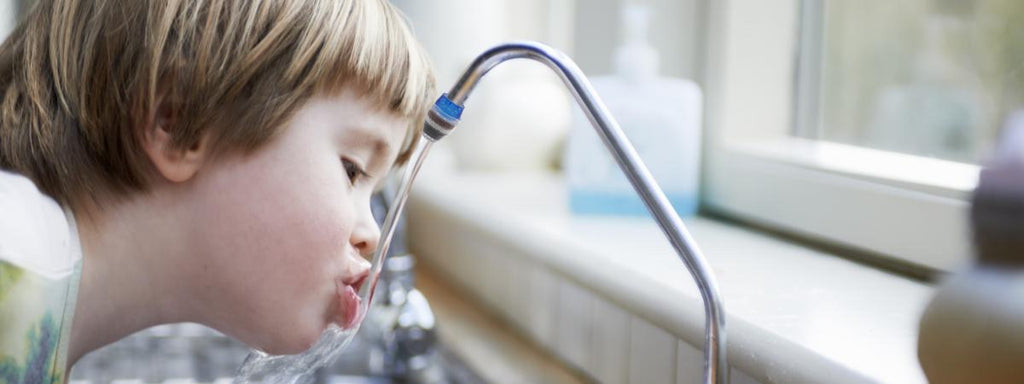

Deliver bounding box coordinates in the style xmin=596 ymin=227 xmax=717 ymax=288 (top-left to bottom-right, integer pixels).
xmin=0 ymin=0 xmax=435 ymax=382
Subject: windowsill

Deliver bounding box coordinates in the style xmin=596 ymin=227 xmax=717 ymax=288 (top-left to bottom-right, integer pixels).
xmin=705 ymin=138 xmax=971 ymax=272
xmin=406 ymin=171 xmax=932 ymax=383
xmin=727 ymin=138 xmax=979 ymax=199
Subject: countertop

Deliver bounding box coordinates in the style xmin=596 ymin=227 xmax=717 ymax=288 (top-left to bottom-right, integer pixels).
xmin=406 ymin=171 xmax=934 ymax=383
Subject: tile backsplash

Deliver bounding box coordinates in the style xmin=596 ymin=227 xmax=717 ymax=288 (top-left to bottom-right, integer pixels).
xmin=416 ymin=250 xmax=763 ymax=384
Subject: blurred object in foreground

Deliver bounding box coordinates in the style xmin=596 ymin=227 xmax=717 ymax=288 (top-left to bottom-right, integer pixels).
xmin=918 ymin=110 xmax=1024 ymax=384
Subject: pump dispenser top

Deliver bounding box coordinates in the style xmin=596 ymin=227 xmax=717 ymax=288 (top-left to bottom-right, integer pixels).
xmin=615 ymin=4 xmax=659 ymax=82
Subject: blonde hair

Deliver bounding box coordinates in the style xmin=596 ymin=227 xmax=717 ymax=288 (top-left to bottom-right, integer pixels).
xmin=0 ymin=0 xmax=435 ymax=208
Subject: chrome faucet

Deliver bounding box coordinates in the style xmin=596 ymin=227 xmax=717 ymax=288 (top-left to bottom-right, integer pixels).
xmin=367 ymin=188 xmax=443 ymax=382
xmin=423 ymin=41 xmax=729 ymax=384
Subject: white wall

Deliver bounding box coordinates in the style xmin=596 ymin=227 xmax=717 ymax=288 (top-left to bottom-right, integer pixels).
xmin=0 ymin=0 xmax=18 ymax=41
xmin=391 ymin=0 xmax=709 ymax=172
xmin=393 ymin=0 xmax=707 ymax=88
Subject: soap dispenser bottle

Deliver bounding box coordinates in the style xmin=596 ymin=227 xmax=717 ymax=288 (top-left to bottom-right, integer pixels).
xmin=564 ymin=4 xmax=703 ymax=216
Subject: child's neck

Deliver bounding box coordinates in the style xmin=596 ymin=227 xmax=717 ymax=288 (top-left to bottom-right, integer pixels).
xmin=67 ymin=190 xmax=200 ymax=368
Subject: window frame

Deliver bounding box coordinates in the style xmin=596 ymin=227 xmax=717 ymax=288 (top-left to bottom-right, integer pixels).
xmin=700 ymin=0 xmax=975 ymax=273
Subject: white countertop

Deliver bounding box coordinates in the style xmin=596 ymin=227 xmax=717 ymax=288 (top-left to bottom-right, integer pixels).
xmin=407 ymin=171 xmax=933 ymax=383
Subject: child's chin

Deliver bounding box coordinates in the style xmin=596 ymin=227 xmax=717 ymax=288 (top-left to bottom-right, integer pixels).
xmin=261 ymin=327 xmax=323 ymax=356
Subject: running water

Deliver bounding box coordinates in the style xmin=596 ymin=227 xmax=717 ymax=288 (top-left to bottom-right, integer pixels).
xmin=233 ymin=138 xmax=436 ymax=384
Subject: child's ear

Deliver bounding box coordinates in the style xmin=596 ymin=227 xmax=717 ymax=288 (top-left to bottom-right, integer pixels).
xmin=141 ymin=103 xmax=209 ymax=183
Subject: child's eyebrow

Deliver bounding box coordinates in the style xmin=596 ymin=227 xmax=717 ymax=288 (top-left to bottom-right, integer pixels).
xmin=363 ymin=134 xmax=391 ymax=162
xmin=371 ymin=136 xmax=391 ymax=157
xmin=350 ymin=125 xmax=393 ymax=164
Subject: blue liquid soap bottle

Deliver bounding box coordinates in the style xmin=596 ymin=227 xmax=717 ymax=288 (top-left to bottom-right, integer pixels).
xmin=565 ymin=4 xmax=702 ymax=216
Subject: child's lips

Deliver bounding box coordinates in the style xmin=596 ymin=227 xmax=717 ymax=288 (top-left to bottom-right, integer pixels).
xmin=336 ymin=275 xmax=367 ymax=329
xmin=337 ymin=283 xmax=363 ymax=329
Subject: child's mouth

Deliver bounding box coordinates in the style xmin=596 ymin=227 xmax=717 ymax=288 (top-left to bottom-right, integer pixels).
xmin=336 ymin=275 xmax=367 ymax=329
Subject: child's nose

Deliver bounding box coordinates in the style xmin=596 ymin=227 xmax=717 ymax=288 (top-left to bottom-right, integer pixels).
xmin=351 ymin=207 xmax=381 ymax=258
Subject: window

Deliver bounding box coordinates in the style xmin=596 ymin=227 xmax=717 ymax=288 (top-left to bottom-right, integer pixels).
xmin=798 ymin=0 xmax=1024 ymax=164
xmin=700 ymin=0 xmax=1023 ymax=273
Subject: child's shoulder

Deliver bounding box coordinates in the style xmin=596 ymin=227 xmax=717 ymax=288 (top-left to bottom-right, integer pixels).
xmin=0 ymin=169 xmax=79 ymax=278
xmin=0 ymin=170 xmax=81 ymax=384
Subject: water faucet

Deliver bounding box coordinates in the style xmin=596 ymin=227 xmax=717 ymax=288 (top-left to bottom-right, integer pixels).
xmin=369 ymin=190 xmax=443 ymax=382
xmin=422 ymin=41 xmax=729 ymax=384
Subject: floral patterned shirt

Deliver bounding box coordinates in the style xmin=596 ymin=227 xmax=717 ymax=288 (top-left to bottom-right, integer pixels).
xmin=0 ymin=170 xmax=82 ymax=384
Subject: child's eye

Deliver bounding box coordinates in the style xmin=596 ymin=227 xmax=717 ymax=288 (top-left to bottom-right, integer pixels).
xmin=342 ymin=158 xmax=370 ymax=185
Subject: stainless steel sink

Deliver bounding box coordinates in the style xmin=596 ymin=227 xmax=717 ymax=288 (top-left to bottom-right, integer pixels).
xmin=318 ymin=346 xmax=483 ymax=384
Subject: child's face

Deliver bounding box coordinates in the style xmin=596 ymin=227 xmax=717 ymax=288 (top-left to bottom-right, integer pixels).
xmin=179 ymin=88 xmax=408 ymax=354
